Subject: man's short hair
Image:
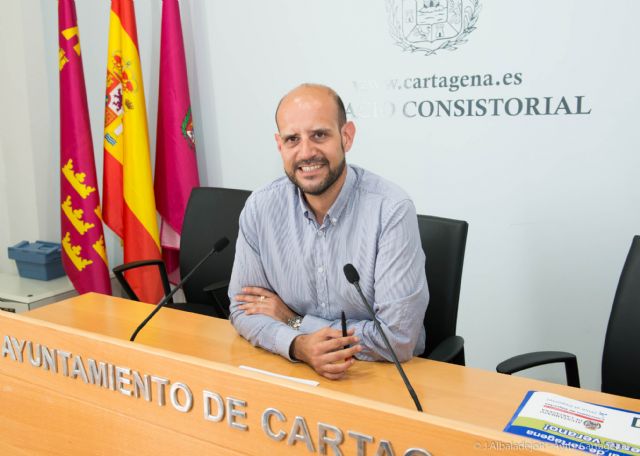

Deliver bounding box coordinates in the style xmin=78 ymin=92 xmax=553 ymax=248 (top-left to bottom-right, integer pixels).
xmin=275 ymin=83 xmax=347 ymax=130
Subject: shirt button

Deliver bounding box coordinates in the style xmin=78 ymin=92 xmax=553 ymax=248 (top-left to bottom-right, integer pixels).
xmin=331 ymin=218 xmax=337 ymax=224
xmin=318 ymin=267 xmax=324 ymax=273
xmin=321 ymin=302 xmax=326 ymax=307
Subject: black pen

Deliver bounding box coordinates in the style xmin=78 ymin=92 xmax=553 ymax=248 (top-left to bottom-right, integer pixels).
xmin=341 ymin=311 xmax=349 ymax=349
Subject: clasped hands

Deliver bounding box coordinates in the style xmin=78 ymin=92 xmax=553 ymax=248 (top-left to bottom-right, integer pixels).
xmin=236 ymin=286 xmax=362 ymax=379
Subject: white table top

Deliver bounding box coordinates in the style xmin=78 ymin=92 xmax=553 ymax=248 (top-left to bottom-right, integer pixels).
xmin=0 ymin=272 xmax=74 ymax=304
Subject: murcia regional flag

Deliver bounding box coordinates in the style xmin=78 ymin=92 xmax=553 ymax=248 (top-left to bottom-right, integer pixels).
xmin=102 ymin=0 xmax=163 ymax=304
xmin=58 ymin=0 xmax=112 ymax=295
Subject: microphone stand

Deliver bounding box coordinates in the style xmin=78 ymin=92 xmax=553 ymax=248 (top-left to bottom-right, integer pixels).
xmin=130 ymin=237 xmax=229 ymax=342
xmin=344 ymin=264 xmax=423 ymax=412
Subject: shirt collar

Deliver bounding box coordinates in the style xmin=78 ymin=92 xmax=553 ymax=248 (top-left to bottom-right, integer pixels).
xmin=326 ymin=165 xmax=355 ymax=226
xmin=297 ymin=165 xmax=356 ymax=226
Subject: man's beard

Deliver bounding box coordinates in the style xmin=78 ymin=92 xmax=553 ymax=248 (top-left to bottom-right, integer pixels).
xmin=285 ymin=156 xmax=346 ymax=196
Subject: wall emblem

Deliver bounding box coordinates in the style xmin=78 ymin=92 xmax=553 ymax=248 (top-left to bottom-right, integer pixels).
xmin=386 ymin=0 xmax=481 ymax=56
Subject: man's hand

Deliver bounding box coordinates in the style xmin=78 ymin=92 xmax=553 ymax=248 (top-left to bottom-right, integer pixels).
xmin=236 ymin=286 xmax=296 ymax=323
xmin=292 ymin=328 xmax=362 ymax=380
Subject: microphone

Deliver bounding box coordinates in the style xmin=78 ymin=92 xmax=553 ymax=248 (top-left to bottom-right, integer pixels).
xmin=343 ymin=263 xmax=424 ymax=412
xmin=130 ymin=237 xmax=230 ymax=342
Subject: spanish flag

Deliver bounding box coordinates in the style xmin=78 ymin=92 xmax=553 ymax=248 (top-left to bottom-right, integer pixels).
xmin=59 ymin=0 xmax=112 ymax=295
xmin=102 ymin=0 xmax=163 ymax=303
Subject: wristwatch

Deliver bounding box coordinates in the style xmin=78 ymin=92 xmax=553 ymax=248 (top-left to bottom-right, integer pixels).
xmin=287 ymin=315 xmax=302 ymax=330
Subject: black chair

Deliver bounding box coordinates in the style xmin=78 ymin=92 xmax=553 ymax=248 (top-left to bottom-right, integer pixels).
xmin=114 ymin=187 xmax=251 ymax=318
xmin=497 ymin=235 xmax=640 ymax=399
xmin=417 ymin=214 xmax=468 ymax=366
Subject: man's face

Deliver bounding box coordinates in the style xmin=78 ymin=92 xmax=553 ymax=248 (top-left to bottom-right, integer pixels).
xmin=275 ymin=88 xmax=354 ymax=196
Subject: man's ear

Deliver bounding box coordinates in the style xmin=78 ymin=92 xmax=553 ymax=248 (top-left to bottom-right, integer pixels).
xmin=274 ymin=132 xmax=283 ymax=153
xmin=341 ymin=121 xmax=356 ymax=153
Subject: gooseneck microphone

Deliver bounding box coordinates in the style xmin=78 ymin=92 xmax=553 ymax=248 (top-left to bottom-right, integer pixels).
xmin=130 ymin=237 xmax=230 ymax=342
xmin=343 ymin=263 xmax=423 ymax=412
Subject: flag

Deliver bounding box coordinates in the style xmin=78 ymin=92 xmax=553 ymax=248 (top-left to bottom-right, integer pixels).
xmin=155 ymin=0 xmax=200 ymax=281
xmin=58 ymin=0 xmax=112 ymax=295
xmin=102 ymin=0 xmax=163 ymax=303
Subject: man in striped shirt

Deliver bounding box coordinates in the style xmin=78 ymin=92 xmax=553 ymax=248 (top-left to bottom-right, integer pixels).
xmin=228 ymin=84 xmax=428 ymax=380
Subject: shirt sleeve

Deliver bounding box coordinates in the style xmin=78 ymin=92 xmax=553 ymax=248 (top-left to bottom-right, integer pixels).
xmin=300 ymin=199 xmax=428 ymax=362
xmin=228 ymin=198 xmax=301 ymax=361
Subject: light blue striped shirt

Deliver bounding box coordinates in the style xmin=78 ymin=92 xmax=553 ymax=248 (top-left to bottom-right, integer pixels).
xmin=228 ymin=165 xmax=428 ymax=362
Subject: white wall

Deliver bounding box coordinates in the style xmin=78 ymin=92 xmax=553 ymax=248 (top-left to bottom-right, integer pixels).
xmin=0 ymin=0 xmax=54 ymax=273
xmin=1 ymin=0 xmax=639 ymax=391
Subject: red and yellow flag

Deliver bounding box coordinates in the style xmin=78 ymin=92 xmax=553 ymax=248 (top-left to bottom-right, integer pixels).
xmin=102 ymin=0 xmax=163 ymax=303
xmin=59 ymin=0 xmax=112 ymax=295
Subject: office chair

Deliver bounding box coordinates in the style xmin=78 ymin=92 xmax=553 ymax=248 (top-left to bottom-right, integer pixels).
xmin=417 ymin=214 xmax=468 ymax=366
xmin=114 ymin=187 xmax=251 ymax=318
xmin=496 ymin=235 xmax=640 ymax=399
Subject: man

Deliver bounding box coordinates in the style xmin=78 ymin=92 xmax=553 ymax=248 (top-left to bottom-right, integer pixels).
xmin=228 ymin=84 xmax=428 ymax=380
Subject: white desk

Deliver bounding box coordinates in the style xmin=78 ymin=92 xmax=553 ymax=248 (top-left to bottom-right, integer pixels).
xmin=0 ymin=272 xmax=77 ymax=312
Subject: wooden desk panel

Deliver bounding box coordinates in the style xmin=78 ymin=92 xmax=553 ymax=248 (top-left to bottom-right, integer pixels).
xmin=25 ymin=293 xmax=638 ymax=427
xmin=0 ymin=293 xmax=636 ymax=455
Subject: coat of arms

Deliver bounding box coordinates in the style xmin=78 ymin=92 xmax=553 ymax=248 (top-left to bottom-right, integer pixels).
xmin=386 ymin=0 xmax=481 ymax=56
xmin=182 ymin=108 xmax=195 ymax=149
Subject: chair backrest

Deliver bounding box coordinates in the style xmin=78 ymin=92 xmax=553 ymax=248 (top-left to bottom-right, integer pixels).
xmin=179 ymin=187 xmax=251 ymax=314
xmin=601 ymin=235 xmax=640 ymax=398
xmin=417 ymin=215 xmax=468 ymax=358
